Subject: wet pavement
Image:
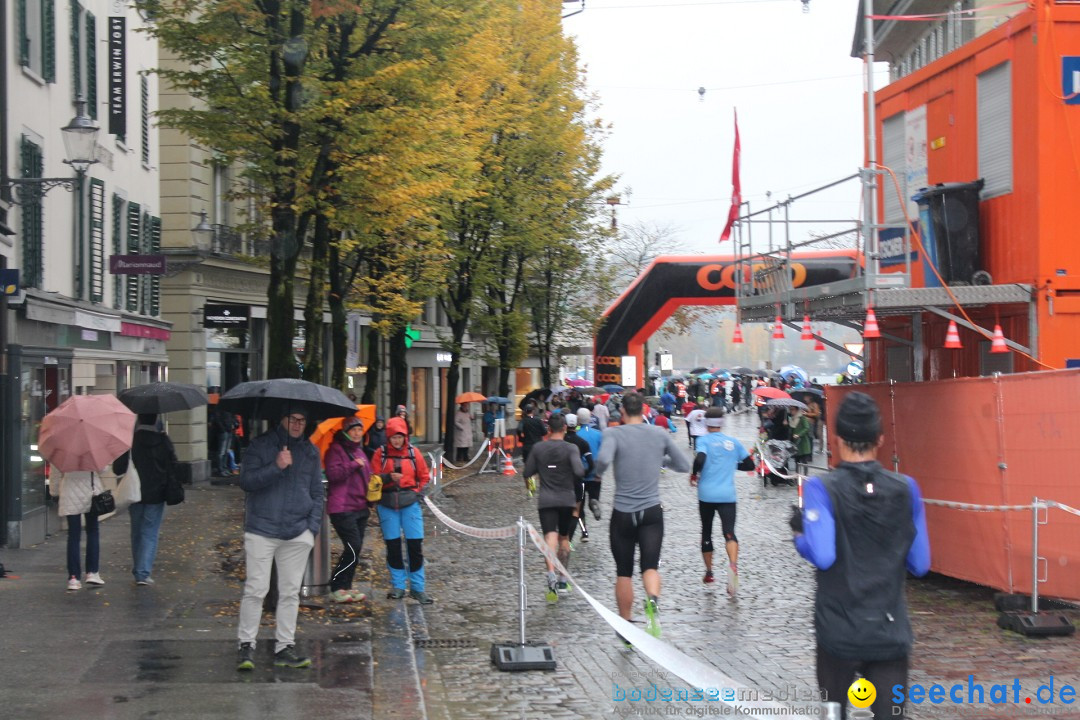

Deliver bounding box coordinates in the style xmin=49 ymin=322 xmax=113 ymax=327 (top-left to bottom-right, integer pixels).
xmin=1 ymin=410 xmax=1078 ymax=719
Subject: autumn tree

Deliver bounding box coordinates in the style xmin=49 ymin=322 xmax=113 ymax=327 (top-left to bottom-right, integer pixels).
xmin=435 ymin=0 xmax=611 ymax=451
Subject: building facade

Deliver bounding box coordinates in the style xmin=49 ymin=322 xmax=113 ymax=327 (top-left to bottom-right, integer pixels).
xmin=1 ymin=0 xmax=165 ymax=546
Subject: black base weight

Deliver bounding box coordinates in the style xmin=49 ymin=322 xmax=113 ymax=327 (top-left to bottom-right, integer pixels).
xmin=997 ymin=611 xmax=1076 ymax=637
xmin=490 ymin=642 xmax=557 ymax=671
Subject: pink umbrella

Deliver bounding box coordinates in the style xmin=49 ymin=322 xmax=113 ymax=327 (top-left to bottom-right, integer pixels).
xmin=39 ymin=395 xmax=137 ymax=472
xmin=565 ymin=378 xmax=590 ymax=388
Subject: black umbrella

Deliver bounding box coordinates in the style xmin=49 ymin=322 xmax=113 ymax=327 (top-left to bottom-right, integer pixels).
xmin=218 ymin=379 xmax=357 ymax=420
xmin=790 ymin=387 xmax=824 ymax=398
xmin=765 ymin=397 xmax=808 ymax=411
xmin=689 ymin=366 xmax=709 ymax=375
xmin=118 ymin=382 xmax=208 ymax=414
xmin=730 ymin=366 xmax=753 ymax=375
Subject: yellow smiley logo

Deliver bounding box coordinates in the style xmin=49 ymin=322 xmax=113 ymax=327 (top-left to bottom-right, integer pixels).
xmin=848 ymin=678 xmax=876 ymax=708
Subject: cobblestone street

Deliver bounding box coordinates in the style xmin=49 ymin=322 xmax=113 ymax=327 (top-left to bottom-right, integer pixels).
xmin=1 ymin=411 xmax=1078 ymax=720
xmin=403 ymin=411 xmax=1080 ymax=720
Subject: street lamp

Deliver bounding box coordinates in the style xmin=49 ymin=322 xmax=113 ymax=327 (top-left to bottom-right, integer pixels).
xmin=1 ymin=97 xmax=99 ymax=203
xmin=191 ymin=210 xmax=214 ymax=253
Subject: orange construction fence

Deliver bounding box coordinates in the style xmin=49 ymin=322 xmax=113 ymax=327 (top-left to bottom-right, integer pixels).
xmin=826 ymin=370 xmax=1080 ymax=603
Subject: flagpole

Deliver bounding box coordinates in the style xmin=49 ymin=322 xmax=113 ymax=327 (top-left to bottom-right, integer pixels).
xmin=863 ymin=0 xmax=878 ymax=298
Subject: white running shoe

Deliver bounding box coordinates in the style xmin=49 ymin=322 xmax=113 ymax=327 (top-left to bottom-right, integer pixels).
xmin=67 ymin=576 xmax=82 ymax=591
xmin=85 ymin=572 xmax=105 ymax=586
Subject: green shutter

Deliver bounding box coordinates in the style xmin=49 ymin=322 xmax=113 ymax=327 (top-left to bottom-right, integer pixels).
xmin=112 ymin=194 xmax=124 ymax=308
xmin=89 ymin=179 xmax=105 ymax=303
xmin=20 ymin=136 xmax=45 ymax=289
xmin=126 ymin=201 xmax=140 ymax=312
xmin=71 ymin=1 xmax=81 ymax=102
xmin=140 ymin=210 xmax=151 ymax=314
xmin=43 ymin=0 xmax=56 ymax=82
xmin=17 ymin=0 xmax=28 ymax=66
xmin=149 ymin=216 xmax=161 ymax=316
xmin=140 ymin=76 xmax=150 ymax=164
xmin=86 ymin=11 xmax=97 ymax=119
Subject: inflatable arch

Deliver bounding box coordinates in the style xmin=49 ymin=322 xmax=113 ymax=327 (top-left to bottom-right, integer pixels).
xmin=594 ymin=250 xmax=861 ymax=388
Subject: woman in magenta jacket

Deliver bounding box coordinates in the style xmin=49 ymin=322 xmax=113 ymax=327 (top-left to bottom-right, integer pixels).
xmin=324 ymin=416 xmax=372 ymax=603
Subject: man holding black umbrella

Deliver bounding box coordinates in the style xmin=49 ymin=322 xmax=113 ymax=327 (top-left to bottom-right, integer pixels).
xmin=235 ymin=407 xmax=324 ymax=671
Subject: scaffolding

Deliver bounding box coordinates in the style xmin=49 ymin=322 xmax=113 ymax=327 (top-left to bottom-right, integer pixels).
xmin=730 ymin=169 xmax=1036 ymax=365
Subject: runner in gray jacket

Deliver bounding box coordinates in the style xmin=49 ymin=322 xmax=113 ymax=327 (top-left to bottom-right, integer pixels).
xmin=594 ymin=393 xmax=690 ymax=641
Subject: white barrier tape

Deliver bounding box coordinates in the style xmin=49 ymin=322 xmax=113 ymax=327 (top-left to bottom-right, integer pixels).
xmin=422 ymin=496 xmax=518 ymax=539
xmin=524 ymin=523 xmax=792 ymax=714
xmin=922 ymin=498 xmax=1041 ymax=512
xmin=1046 ymin=500 xmax=1080 ymax=519
xmin=440 ymin=442 xmax=490 ymax=470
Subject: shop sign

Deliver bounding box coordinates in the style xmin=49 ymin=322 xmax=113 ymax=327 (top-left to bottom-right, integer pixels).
xmin=204 ymin=304 xmax=249 ymax=328
xmin=109 ymin=254 xmax=166 ymax=274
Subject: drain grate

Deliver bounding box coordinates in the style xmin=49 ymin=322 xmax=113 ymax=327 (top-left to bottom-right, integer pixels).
xmin=414 ymin=638 xmax=476 ymax=649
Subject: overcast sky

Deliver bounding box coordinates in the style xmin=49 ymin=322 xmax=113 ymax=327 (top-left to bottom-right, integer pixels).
xmin=564 ymin=0 xmax=887 ymax=255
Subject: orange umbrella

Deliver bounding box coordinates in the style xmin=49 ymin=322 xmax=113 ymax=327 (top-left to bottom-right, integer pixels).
xmin=455 ymin=391 xmax=488 ymax=404
xmin=310 ymin=404 xmax=377 ymax=458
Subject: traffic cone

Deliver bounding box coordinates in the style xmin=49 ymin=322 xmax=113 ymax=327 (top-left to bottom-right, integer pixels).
xmin=800 ymin=315 xmax=813 ymax=340
xmin=732 ymin=323 xmax=744 ymax=344
xmin=502 ymin=453 xmax=516 ymax=477
xmin=772 ymin=315 xmax=785 ymax=339
xmin=813 ymin=335 xmax=825 ymax=351
xmin=990 ymin=324 xmax=1009 ymax=353
xmin=944 ymin=319 xmax=962 ymax=349
xmin=863 ymin=307 xmax=881 ymax=339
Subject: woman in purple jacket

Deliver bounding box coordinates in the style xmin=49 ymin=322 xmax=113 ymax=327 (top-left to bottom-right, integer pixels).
xmin=324 ymin=416 xmax=372 ymax=603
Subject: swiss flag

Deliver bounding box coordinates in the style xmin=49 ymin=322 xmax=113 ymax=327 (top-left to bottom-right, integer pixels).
xmin=719 ymin=109 xmax=741 ymax=243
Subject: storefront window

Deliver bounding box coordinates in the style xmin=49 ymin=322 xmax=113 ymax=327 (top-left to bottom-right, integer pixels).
xmin=514 ymin=368 xmax=539 ymax=419
xmin=22 ymin=361 xmax=70 ymax=521
xmin=410 ymin=367 xmax=429 ymax=439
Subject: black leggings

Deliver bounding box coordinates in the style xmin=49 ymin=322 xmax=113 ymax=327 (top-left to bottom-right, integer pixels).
xmin=816 ymin=645 xmax=908 ymax=719
xmin=699 ymin=501 xmax=736 ymax=552
xmin=329 ymin=509 xmax=370 ymax=592
xmin=609 ymin=504 xmax=664 ymax=577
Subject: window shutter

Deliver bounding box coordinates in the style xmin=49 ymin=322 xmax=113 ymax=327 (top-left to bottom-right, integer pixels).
xmin=43 ymin=0 xmax=56 ymax=81
xmin=89 ymin=178 xmax=105 ymax=303
xmin=978 ymin=62 xmax=1012 ymax=198
xmin=140 ymin=75 xmax=149 ymax=164
xmin=149 ymin=216 xmax=161 ymax=316
xmin=140 ymin=210 xmax=151 ymax=314
xmin=17 ymin=0 xmax=28 ymax=66
xmin=112 ymin=194 xmax=124 ymax=308
xmin=71 ymin=1 xmax=81 ymax=103
xmin=20 ymin=136 xmax=45 ymax=289
xmin=881 ymin=112 xmax=906 ymax=223
xmin=86 ymin=11 xmax=97 ymax=119
xmin=126 ymin=201 xmax=141 ymax=312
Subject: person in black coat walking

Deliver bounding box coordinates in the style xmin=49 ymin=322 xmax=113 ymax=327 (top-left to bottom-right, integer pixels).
xmin=113 ymin=414 xmax=179 ymax=585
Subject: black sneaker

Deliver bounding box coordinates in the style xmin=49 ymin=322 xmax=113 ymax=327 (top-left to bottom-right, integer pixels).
xmin=589 ymin=498 xmax=601 ymax=521
xmin=409 ymin=589 xmax=434 ymax=605
xmin=273 ymin=645 xmax=311 ymax=668
xmin=387 ymin=587 xmax=406 ymax=600
xmin=236 ymin=642 xmax=255 ymax=671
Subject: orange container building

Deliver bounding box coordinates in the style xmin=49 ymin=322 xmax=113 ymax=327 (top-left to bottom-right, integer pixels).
xmin=857 ymin=0 xmax=1080 ymax=379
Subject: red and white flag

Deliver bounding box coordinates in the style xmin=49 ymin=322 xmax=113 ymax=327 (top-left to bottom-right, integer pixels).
xmin=719 ymin=109 xmax=741 ymax=243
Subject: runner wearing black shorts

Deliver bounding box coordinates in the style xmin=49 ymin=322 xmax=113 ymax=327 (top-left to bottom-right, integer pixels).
xmin=691 ymin=407 xmax=756 ymax=595
xmin=593 ymin=393 xmax=690 ymax=640
xmin=522 ymin=414 xmax=584 ymax=602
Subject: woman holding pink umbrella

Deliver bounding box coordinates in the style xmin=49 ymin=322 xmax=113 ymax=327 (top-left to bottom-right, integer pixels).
xmin=39 ymin=394 xmax=136 ymax=591
xmin=50 ymin=468 xmax=107 ymax=590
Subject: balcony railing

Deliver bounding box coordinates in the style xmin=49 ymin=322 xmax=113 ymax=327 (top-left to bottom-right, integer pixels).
xmin=209 ymin=224 xmax=272 ymax=259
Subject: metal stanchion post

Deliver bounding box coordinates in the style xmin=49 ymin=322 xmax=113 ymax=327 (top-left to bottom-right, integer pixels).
xmin=490 ymin=517 xmax=556 ymax=671
xmin=996 ymin=496 xmax=1074 ymax=636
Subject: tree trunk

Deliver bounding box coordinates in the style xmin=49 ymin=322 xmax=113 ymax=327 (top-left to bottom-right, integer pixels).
xmin=388 ymin=328 xmax=408 ymax=414
xmin=442 ymin=359 xmax=460 ymax=454
xmin=361 ymin=327 xmax=380 ymax=405
xmin=302 ymin=212 xmax=330 ymax=383
xmin=328 ymin=241 xmax=348 ymax=391
xmin=267 ymin=245 xmax=300 ymax=379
